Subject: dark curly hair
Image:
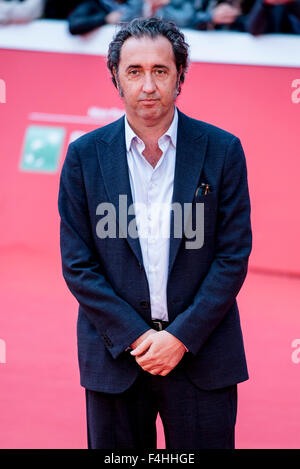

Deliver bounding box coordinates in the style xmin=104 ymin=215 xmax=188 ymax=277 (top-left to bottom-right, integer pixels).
xmin=107 ymin=17 xmax=190 ymax=96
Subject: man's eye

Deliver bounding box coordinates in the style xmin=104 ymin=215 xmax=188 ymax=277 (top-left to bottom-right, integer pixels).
xmin=129 ymin=70 xmax=139 ymax=76
xmin=155 ymin=69 xmax=166 ymax=75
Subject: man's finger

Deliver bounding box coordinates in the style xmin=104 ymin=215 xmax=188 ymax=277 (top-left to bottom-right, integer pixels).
xmin=147 ymin=368 xmax=163 ymax=375
xmin=130 ymin=338 xmax=152 ymax=356
xmin=159 ymin=369 xmax=170 ymax=376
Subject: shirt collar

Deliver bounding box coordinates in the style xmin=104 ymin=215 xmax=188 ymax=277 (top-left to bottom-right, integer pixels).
xmin=124 ymin=106 xmax=178 ymax=153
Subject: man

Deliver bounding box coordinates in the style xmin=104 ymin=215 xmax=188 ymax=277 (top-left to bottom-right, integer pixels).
xmin=58 ymin=17 xmax=252 ymax=449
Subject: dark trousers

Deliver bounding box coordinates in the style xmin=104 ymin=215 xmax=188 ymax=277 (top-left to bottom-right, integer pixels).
xmin=85 ymin=363 xmax=237 ymax=450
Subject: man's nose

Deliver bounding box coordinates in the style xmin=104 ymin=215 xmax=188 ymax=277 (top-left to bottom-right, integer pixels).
xmin=142 ymin=73 xmax=156 ymax=93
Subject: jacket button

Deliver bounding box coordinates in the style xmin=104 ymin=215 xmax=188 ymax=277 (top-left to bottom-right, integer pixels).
xmin=140 ymin=301 xmax=150 ymax=309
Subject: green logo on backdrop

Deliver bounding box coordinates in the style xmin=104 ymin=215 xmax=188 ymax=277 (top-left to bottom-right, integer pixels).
xmin=20 ymin=125 xmax=65 ymax=173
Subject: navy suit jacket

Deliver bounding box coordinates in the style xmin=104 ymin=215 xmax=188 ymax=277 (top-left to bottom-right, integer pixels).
xmin=58 ymin=108 xmax=252 ymax=393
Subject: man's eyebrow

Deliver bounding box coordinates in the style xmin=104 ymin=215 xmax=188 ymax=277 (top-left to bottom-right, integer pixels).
xmin=125 ymin=64 xmax=170 ymax=71
xmin=126 ymin=65 xmax=140 ymax=71
xmin=153 ymin=65 xmax=169 ymax=69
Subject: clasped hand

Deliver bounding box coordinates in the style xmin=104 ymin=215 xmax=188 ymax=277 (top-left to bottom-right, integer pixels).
xmin=130 ymin=330 xmax=186 ymax=376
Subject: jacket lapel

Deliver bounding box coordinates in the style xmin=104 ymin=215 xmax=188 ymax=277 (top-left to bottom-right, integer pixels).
xmin=95 ymin=116 xmax=144 ymax=267
xmin=168 ymin=110 xmax=208 ymax=278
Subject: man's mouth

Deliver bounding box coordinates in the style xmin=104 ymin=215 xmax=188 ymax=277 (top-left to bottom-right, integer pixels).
xmin=140 ymin=99 xmax=159 ymax=103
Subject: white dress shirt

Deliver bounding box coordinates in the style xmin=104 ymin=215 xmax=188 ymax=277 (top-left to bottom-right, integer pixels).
xmin=125 ymin=107 xmax=178 ymax=322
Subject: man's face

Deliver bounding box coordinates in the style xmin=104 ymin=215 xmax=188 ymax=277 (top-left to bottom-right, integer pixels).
xmin=114 ymin=35 xmax=181 ymax=122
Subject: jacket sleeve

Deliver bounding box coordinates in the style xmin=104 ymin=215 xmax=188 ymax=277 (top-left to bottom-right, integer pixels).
xmin=155 ymin=0 xmax=196 ymax=28
xmin=287 ymin=0 xmax=300 ymax=21
xmin=247 ymin=0 xmax=300 ymax=35
xmin=246 ymin=0 xmax=275 ymax=35
xmin=119 ymin=0 xmax=144 ymax=22
xmin=68 ymin=1 xmax=109 ymax=35
xmin=165 ymin=137 xmax=252 ymax=356
xmin=58 ymin=142 xmax=151 ymax=359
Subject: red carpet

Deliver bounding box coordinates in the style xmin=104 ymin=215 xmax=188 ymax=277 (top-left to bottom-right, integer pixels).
xmin=1 ymin=30 xmax=299 ymax=449
xmin=0 ymin=246 xmax=299 ymax=448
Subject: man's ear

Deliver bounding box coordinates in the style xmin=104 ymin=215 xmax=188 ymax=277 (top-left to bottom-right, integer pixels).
xmin=178 ymin=65 xmax=183 ymax=82
xmin=112 ymin=67 xmax=118 ymax=86
xmin=112 ymin=67 xmax=124 ymax=97
xmin=176 ymin=66 xmax=183 ymax=96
